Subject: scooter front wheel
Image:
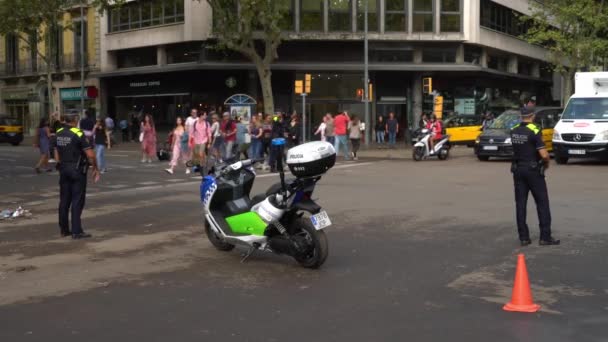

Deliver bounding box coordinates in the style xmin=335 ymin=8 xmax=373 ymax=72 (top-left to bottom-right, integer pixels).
xmin=291 ymin=218 xmax=329 ymax=269
xmin=413 ymin=146 xmax=425 ymax=161
xmin=205 ymin=221 xmax=235 ymax=251
xmin=438 ymin=148 xmax=449 ymax=160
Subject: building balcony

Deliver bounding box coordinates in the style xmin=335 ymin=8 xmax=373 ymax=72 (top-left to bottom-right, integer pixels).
xmin=0 ymin=54 xmax=95 ymax=78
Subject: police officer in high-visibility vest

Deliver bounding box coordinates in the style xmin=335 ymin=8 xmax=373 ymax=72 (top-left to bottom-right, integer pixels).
xmin=53 ymin=114 xmax=100 ymax=239
xmin=510 ymin=107 xmax=560 ymax=246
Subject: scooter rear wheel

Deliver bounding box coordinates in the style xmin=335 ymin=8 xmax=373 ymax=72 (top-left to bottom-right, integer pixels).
xmin=292 ymin=218 xmax=329 ymax=269
xmin=413 ymin=146 xmax=425 ymax=161
xmin=205 ymin=221 xmax=235 ymax=251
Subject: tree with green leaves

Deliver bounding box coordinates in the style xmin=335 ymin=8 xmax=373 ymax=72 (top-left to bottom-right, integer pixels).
xmin=0 ymin=0 xmax=117 ymax=117
xmin=205 ymin=0 xmax=289 ymax=115
xmin=523 ymin=0 xmax=608 ymax=103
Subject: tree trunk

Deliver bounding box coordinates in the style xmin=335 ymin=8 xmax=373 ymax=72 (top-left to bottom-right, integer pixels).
xmin=562 ymin=70 xmax=575 ymax=106
xmin=255 ymin=63 xmax=275 ymax=115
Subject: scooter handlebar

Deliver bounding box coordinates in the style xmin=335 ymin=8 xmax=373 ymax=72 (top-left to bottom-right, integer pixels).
xmin=221 ymin=159 xmax=264 ymax=176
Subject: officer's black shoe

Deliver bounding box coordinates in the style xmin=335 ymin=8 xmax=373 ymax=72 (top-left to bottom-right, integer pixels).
xmin=72 ymin=232 xmax=92 ymax=240
xmin=539 ymin=237 xmax=560 ymax=246
xmin=520 ymin=239 xmax=532 ymax=246
xmin=61 ymin=231 xmax=72 ymax=237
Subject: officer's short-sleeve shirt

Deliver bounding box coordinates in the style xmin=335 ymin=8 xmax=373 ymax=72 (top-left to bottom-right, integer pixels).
xmin=511 ymin=122 xmax=545 ymax=162
xmin=56 ymin=127 xmax=91 ymax=163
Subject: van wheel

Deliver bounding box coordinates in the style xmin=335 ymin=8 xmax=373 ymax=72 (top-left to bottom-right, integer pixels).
xmin=555 ymin=156 xmax=568 ymax=165
xmin=477 ymin=155 xmax=490 ymax=161
xmin=11 ymin=142 xmax=20 ymax=146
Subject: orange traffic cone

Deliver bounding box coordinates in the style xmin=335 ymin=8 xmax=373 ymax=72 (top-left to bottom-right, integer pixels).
xmin=503 ymin=254 xmax=541 ymax=313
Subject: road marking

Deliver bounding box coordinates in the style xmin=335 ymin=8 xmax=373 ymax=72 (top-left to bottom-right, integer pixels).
xmin=40 ymin=192 xmax=58 ymax=198
xmin=166 ymin=179 xmax=184 ymax=182
xmin=106 ymin=184 xmax=130 ymax=189
xmin=106 ymin=154 xmax=130 ymax=157
xmin=0 ymin=158 xmax=16 ymax=162
xmin=137 ymin=181 xmax=160 ymax=185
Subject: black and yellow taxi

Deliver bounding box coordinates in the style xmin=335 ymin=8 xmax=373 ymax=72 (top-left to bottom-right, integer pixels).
xmin=474 ymin=107 xmax=562 ymax=161
xmin=444 ymin=115 xmax=483 ymax=147
xmin=0 ymin=116 xmax=24 ymax=146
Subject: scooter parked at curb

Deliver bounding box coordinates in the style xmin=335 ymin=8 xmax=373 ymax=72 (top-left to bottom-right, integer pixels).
xmin=412 ymin=128 xmax=451 ymax=161
xmin=199 ymin=138 xmax=336 ymax=268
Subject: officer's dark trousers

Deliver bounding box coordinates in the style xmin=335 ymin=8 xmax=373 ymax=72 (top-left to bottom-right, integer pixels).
xmin=513 ymin=167 xmax=552 ymax=241
xmin=269 ymin=145 xmax=280 ymax=171
xmin=59 ymin=166 xmax=87 ymax=235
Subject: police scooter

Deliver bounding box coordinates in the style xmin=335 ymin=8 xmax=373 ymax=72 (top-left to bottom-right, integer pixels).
xmin=412 ymin=128 xmax=451 ymax=161
xmin=199 ymin=138 xmax=336 ymax=269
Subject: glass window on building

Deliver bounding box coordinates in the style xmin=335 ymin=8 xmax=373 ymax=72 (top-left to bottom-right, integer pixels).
xmin=518 ymin=59 xmax=534 ymax=76
xmin=487 ymin=54 xmax=508 ymax=72
xmin=167 ymin=43 xmax=202 ymax=64
xmin=464 ymin=45 xmax=482 ymax=65
xmin=301 ymin=0 xmax=324 ymax=31
xmin=356 ymin=0 xmax=378 ymax=32
xmin=480 ymin=0 xmax=528 ymax=38
xmin=329 ymin=0 xmax=352 ymax=31
xmin=440 ymin=0 xmax=460 ymax=32
xmin=108 ymin=0 xmax=185 ymax=33
xmin=422 ymin=47 xmax=456 ymax=63
xmin=370 ymin=49 xmax=413 ymax=62
xmin=117 ymin=47 xmax=158 ymax=68
xmin=384 ymin=0 xmax=407 ymax=32
xmin=278 ymin=0 xmax=295 ymax=31
xmin=413 ymin=0 xmax=433 ymax=32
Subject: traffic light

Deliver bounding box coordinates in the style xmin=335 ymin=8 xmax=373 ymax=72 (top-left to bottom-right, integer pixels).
xmin=423 ymin=77 xmax=433 ymax=94
xmin=356 ymin=88 xmax=364 ymax=100
xmin=305 ymin=74 xmax=312 ymax=94
xmin=295 ymin=80 xmax=303 ymax=94
xmin=368 ymin=83 xmax=373 ymax=101
xmin=434 ymin=95 xmax=444 ymax=119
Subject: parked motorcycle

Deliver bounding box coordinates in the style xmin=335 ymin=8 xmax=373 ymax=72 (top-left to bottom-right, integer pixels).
xmin=199 ymin=138 xmax=336 ymax=268
xmin=412 ymin=128 xmax=451 ymax=161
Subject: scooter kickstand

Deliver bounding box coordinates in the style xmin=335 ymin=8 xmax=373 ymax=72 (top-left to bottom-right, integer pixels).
xmin=240 ymin=244 xmax=259 ymax=263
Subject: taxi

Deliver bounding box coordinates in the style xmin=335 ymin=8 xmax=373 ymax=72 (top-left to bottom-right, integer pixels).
xmin=0 ymin=116 xmax=24 ymax=146
xmin=445 ymin=115 xmax=483 ymax=147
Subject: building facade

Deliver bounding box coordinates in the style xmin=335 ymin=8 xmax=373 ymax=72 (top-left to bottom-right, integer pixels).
xmin=97 ymin=0 xmax=561 ymax=139
xmin=0 ymin=5 xmax=101 ymax=135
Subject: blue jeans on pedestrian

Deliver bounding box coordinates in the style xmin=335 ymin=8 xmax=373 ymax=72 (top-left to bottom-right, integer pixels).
xmin=249 ymin=139 xmax=262 ymax=160
xmin=388 ymin=131 xmax=397 ymax=146
xmin=334 ymin=135 xmax=350 ymax=159
xmin=376 ymin=131 xmax=385 ymax=144
xmin=95 ymin=144 xmax=106 ymax=171
xmin=326 ymin=136 xmax=335 ymax=146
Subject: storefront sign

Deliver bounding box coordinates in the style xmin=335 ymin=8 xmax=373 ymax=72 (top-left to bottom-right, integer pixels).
xmin=60 ymin=87 xmax=98 ymax=101
xmin=230 ymin=105 xmax=251 ymax=122
xmin=129 ymin=81 xmax=161 ymax=88
xmin=225 ymin=77 xmax=237 ymax=89
xmin=2 ymin=88 xmax=31 ymax=101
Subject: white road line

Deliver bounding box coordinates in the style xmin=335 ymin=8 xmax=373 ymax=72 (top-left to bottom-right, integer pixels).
xmin=106 ymin=184 xmax=130 ymax=189
xmin=137 ymin=181 xmax=160 ymax=185
xmin=106 ymin=154 xmax=130 ymax=157
xmin=0 ymin=158 xmax=16 ymax=162
xmin=166 ymin=179 xmax=184 ymax=182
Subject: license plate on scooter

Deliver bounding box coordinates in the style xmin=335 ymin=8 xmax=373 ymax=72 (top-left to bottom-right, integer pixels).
xmin=311 ymin=211 xmax=332 ymax=230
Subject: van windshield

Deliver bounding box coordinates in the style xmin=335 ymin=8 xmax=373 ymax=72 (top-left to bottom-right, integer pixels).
xmin=489 ymin=111 xmax=520 ymax=130
xmin=562 ymin=98 xmax=608 ymax=120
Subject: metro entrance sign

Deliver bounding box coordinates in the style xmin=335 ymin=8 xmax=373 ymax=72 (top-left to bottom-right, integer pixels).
xmin=60 ymin=87 xmax=98 ymax=101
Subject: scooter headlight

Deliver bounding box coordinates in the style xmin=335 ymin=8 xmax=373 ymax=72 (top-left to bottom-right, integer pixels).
xmin=475 ymin=136 xmax=481 ymax=144
xmin=504 ymin=137 xmax=512 ymax=145
xmin=553 ymin=130 xmax=562 ymax=141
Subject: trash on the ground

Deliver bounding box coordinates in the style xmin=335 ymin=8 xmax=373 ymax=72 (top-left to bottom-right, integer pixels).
xmin=0 ymin=206 xmax=32 ymax=220
xmin=14 ymin=265 xmax=37 ymax=273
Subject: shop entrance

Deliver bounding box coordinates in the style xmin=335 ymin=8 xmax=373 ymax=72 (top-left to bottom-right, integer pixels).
xmin=113 ymin=94 xmax=190 ymax=131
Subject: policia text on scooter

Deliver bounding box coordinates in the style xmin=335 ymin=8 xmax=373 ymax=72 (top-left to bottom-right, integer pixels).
xmin=510 ymin=107 xmax=560 ymax=247
xmin=53 ymin=114 xmax=101 ymax=239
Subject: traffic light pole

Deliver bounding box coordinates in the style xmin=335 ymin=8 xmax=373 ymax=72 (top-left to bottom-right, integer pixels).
xmin=301 ymin=93 xmax=307 ymax=143
xmin=363 ymin=0 xmax=370 ymax=147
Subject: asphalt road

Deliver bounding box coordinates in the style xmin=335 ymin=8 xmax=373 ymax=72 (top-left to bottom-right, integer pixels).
xmin=1 ymin=142 xmax=607 ymax=342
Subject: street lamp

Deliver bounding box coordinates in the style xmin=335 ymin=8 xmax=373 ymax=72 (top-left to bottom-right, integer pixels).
xmin=80 ymin=1 xmax=85 ymax=116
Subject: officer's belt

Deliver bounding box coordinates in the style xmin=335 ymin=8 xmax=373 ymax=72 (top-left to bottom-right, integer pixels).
xmin=514 ymin=160 xmax=540 ymax=168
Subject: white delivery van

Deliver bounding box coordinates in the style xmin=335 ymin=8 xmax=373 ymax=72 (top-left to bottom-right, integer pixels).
xmin=553 ymin=72 xmax=608 ymax=164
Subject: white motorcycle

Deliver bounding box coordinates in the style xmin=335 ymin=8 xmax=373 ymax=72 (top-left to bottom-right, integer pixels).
xmin=412 ymin=128 xmax=451 ymax=161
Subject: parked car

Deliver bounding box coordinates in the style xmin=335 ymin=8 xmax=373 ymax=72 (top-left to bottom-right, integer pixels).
xmin=445 ymin=115 xmax=483 ymax=147
xmin=0 ymin=116 xmax=24 ymax=146
xmin=474 ymin=107 xmax=562 ymax=161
